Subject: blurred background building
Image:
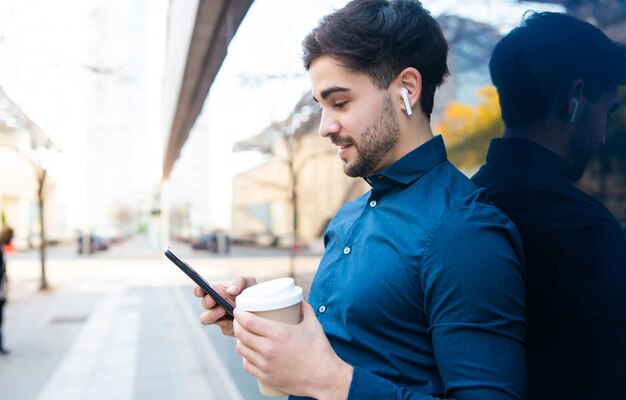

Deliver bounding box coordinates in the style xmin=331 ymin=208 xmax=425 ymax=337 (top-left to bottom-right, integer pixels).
xmin=0 ymin=87 xmax=60 ymax=249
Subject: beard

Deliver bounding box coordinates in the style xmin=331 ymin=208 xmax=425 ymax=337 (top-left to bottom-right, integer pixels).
xmin=333 ymin=94 xmax=400 ymax=178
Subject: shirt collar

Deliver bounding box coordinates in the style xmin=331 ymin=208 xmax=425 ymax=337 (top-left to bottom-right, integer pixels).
xmin=486 ymin=137 xmax=577 ymax=182
xmin=364 ymin=135 xmax=447 ymax=189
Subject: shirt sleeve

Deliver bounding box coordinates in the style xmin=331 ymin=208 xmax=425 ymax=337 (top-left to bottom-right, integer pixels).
xmin=421 ymin=205 xmax=527 ymax=399
xmin=347 ymin=367 xmax=447 ymax=399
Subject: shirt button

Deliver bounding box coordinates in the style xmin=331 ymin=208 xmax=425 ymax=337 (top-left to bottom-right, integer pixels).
xmin=369 ymin=200 xmax=377 ymax=207
xmin=343 ymin=246 xmax=351 ymax=255
xmin=318 ymin=304 xmax=326 ymax=313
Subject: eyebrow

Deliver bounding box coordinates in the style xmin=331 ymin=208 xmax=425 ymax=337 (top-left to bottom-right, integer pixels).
xmin=312 ymin=86 xmax=351 ymax=103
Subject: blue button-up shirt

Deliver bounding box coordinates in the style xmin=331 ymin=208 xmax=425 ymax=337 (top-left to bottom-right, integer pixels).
xmin=298 ymin=135 xmax=526 ymax=399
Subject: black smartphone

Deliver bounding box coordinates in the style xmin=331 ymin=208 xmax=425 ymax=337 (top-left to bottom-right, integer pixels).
xmin=164 ymin=247 xmax=234 ymax=319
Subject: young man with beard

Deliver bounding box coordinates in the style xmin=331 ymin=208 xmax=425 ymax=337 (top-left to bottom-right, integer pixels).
xmin=196 ymin=1 xmax=527 ymax=398
xmin=471 ymin=12 xmax=626 ymax=399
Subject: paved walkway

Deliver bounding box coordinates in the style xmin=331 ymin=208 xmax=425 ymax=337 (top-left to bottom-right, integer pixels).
xmin=0 ymin=238 xmax=320 ymax=400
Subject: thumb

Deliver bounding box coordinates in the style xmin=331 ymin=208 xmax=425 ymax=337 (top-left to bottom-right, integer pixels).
xmin=301 ymin=301 xmax=317 ymax=322
xmin=226 ymin=284 xmax=241 ymax=296
xmin=227 ymin=275 xmax=256 ymax=296
xmin=226 ymin=275 xmax=245 ymax=295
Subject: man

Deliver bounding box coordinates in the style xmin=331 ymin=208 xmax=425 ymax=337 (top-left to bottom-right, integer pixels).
xmin=472 ymin=12 xmax=626 ymax=399
xmin=0 ymin=226 xmax=14 ymax=355
xmin=197 ymin=1 xmax=526 ymax=398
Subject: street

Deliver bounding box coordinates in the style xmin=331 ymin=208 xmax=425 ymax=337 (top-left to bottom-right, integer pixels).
xmin=0 ymin=236 xmax=321 ymax=400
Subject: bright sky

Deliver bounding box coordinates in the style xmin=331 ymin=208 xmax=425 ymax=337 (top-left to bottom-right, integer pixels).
xmin=0 ymin=0 xmax=564 ymax=234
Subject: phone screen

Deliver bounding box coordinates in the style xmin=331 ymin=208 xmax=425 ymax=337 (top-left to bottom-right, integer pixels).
xmin=164 ymin=247 xmax=234 ymax=318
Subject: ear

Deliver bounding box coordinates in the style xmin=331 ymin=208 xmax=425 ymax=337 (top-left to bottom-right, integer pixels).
xmin=565 ymin=79 xmax=585 ymax=123
xmin=395 ymin=67 xmax=422 ymax=115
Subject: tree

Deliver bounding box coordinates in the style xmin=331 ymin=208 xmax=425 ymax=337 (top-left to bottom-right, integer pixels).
xmin=34 ymin=149 xmax=50 ymax=290
xmin=0 ymin=87 xmax=56 ymax=291
xmin=436 ymin=86 xmax=503 ymax=172
xmin=234 ymin=95 xmax=334 ymax=277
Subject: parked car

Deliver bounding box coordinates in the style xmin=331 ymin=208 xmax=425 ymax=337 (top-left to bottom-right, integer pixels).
xmin=191 ymin=233 xmax=218 ymax=252
xmin=91 ymin=235 xmax=109 ymax=251
xmin=77 ymin=234 xmax=109 ymax=254
xmin=190 ymin=231 xmax=232 ymax=253
xmin=255 ymin=232 xmax=280 ymax=247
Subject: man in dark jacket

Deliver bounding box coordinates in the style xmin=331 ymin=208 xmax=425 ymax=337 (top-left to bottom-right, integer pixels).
xmin=472 ymin=12 xmax=626 ymax=399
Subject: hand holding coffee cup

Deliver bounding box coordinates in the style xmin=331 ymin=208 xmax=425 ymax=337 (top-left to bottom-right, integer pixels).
xmin=235 ymin=278 xmax=304 ymax=397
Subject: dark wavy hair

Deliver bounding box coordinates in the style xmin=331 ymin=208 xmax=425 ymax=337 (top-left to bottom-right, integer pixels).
xmin=490 ymin=11 xmax=626 ymax=128
xmin=302 ymin=0 xmax=449 ymax=119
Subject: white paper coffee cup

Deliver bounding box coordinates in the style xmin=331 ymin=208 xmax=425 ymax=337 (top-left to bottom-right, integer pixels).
xmin=236 ymin=277 xmax=304 ymax=397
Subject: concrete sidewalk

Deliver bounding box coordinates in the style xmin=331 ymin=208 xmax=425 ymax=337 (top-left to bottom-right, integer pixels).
xmin=0 ymin=274 xmax=242 ymax=399
xmin=0 ymin=239 xmax=320 ymax=400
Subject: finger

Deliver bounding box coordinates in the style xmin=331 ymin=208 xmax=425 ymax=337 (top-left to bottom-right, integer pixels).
xmin=241 ymin=355 xmax=268 ymax=383
xmin=227 ymin=275 xmax=244 ymax=295
xmin=215 ymin=319 xmax=235 ymax=336
xmin=193 ymin=286 xmax=206 ymax=298
xmin=201 ymin=282 xmax=232 ymax=309
xmin=300 ymin=302 xmax=326 ymax=335
xmin=199 ymin=307 xmax=226 ymax=325
xmin=202 ymin=293 xmax=218 ymax=309
xmin=234 ymin=308 xmax=276 ymax=338
xmin=240 ymin=348 xmax=287 ymax=393
xmin=218 ymin=323 xmax=235 ymax=337
xmin=227 ymin=275 xmax=257 ymax=296
xmin=301 ymin=301 xmax=316 ymax=321
xmin=235 ymin=337 xmax=267 ymax=372
xmin=233 ymin=317 xmax=265 ymax=354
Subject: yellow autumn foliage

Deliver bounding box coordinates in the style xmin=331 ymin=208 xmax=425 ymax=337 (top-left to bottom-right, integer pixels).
xmin=436 ymin=86 xmax=503 ymax=172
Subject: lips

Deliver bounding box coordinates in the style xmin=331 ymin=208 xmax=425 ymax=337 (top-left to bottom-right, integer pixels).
xmin=331 ymin=135 xmax=352 ymax=147
xmin=337 ymin=143 xmax=353 ymax=159
xmin=330 ymin=135 xmax=354 ymax=159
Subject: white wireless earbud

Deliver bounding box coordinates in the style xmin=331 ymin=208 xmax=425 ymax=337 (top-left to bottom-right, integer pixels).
xmin=569 ymin=98 xmax=579 ymax=123
xmin=400 ymin=87 xmax=413 ymax=116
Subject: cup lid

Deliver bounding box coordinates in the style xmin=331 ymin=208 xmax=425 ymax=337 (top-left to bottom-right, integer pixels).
xmin=236 ymin=277 xmax=303 ymax=312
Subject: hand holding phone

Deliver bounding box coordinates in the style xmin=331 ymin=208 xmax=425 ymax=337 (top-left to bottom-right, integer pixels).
xmin=164 ymin=247 xmax=234 ymax=319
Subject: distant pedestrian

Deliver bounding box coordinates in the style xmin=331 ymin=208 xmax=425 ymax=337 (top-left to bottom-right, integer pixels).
xmin=77 ymin=230 xmax=84 ymax=254
xmin=0 ymin=226 xmax=14 ymax=355
xmin=472 ymin=11 xmax=626 ymax=399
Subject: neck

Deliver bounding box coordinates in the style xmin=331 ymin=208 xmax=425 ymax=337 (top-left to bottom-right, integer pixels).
xmin=502 ymin=116 xmax=570 ymax=160
xmin=370 ymin=110 xmax=434 ymax=175
xmin=395 ymin=111 xmax=434 ymax=159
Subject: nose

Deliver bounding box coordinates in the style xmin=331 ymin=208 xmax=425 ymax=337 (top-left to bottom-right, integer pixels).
xmin=318 ymin=109 xmax=340 ymax=138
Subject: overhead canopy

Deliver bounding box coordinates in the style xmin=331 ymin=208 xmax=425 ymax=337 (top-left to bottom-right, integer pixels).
xmin=0 ymin=86 xmax=57 ymax=155
xmin=163 ymin=0 xmax=254 ymax=179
